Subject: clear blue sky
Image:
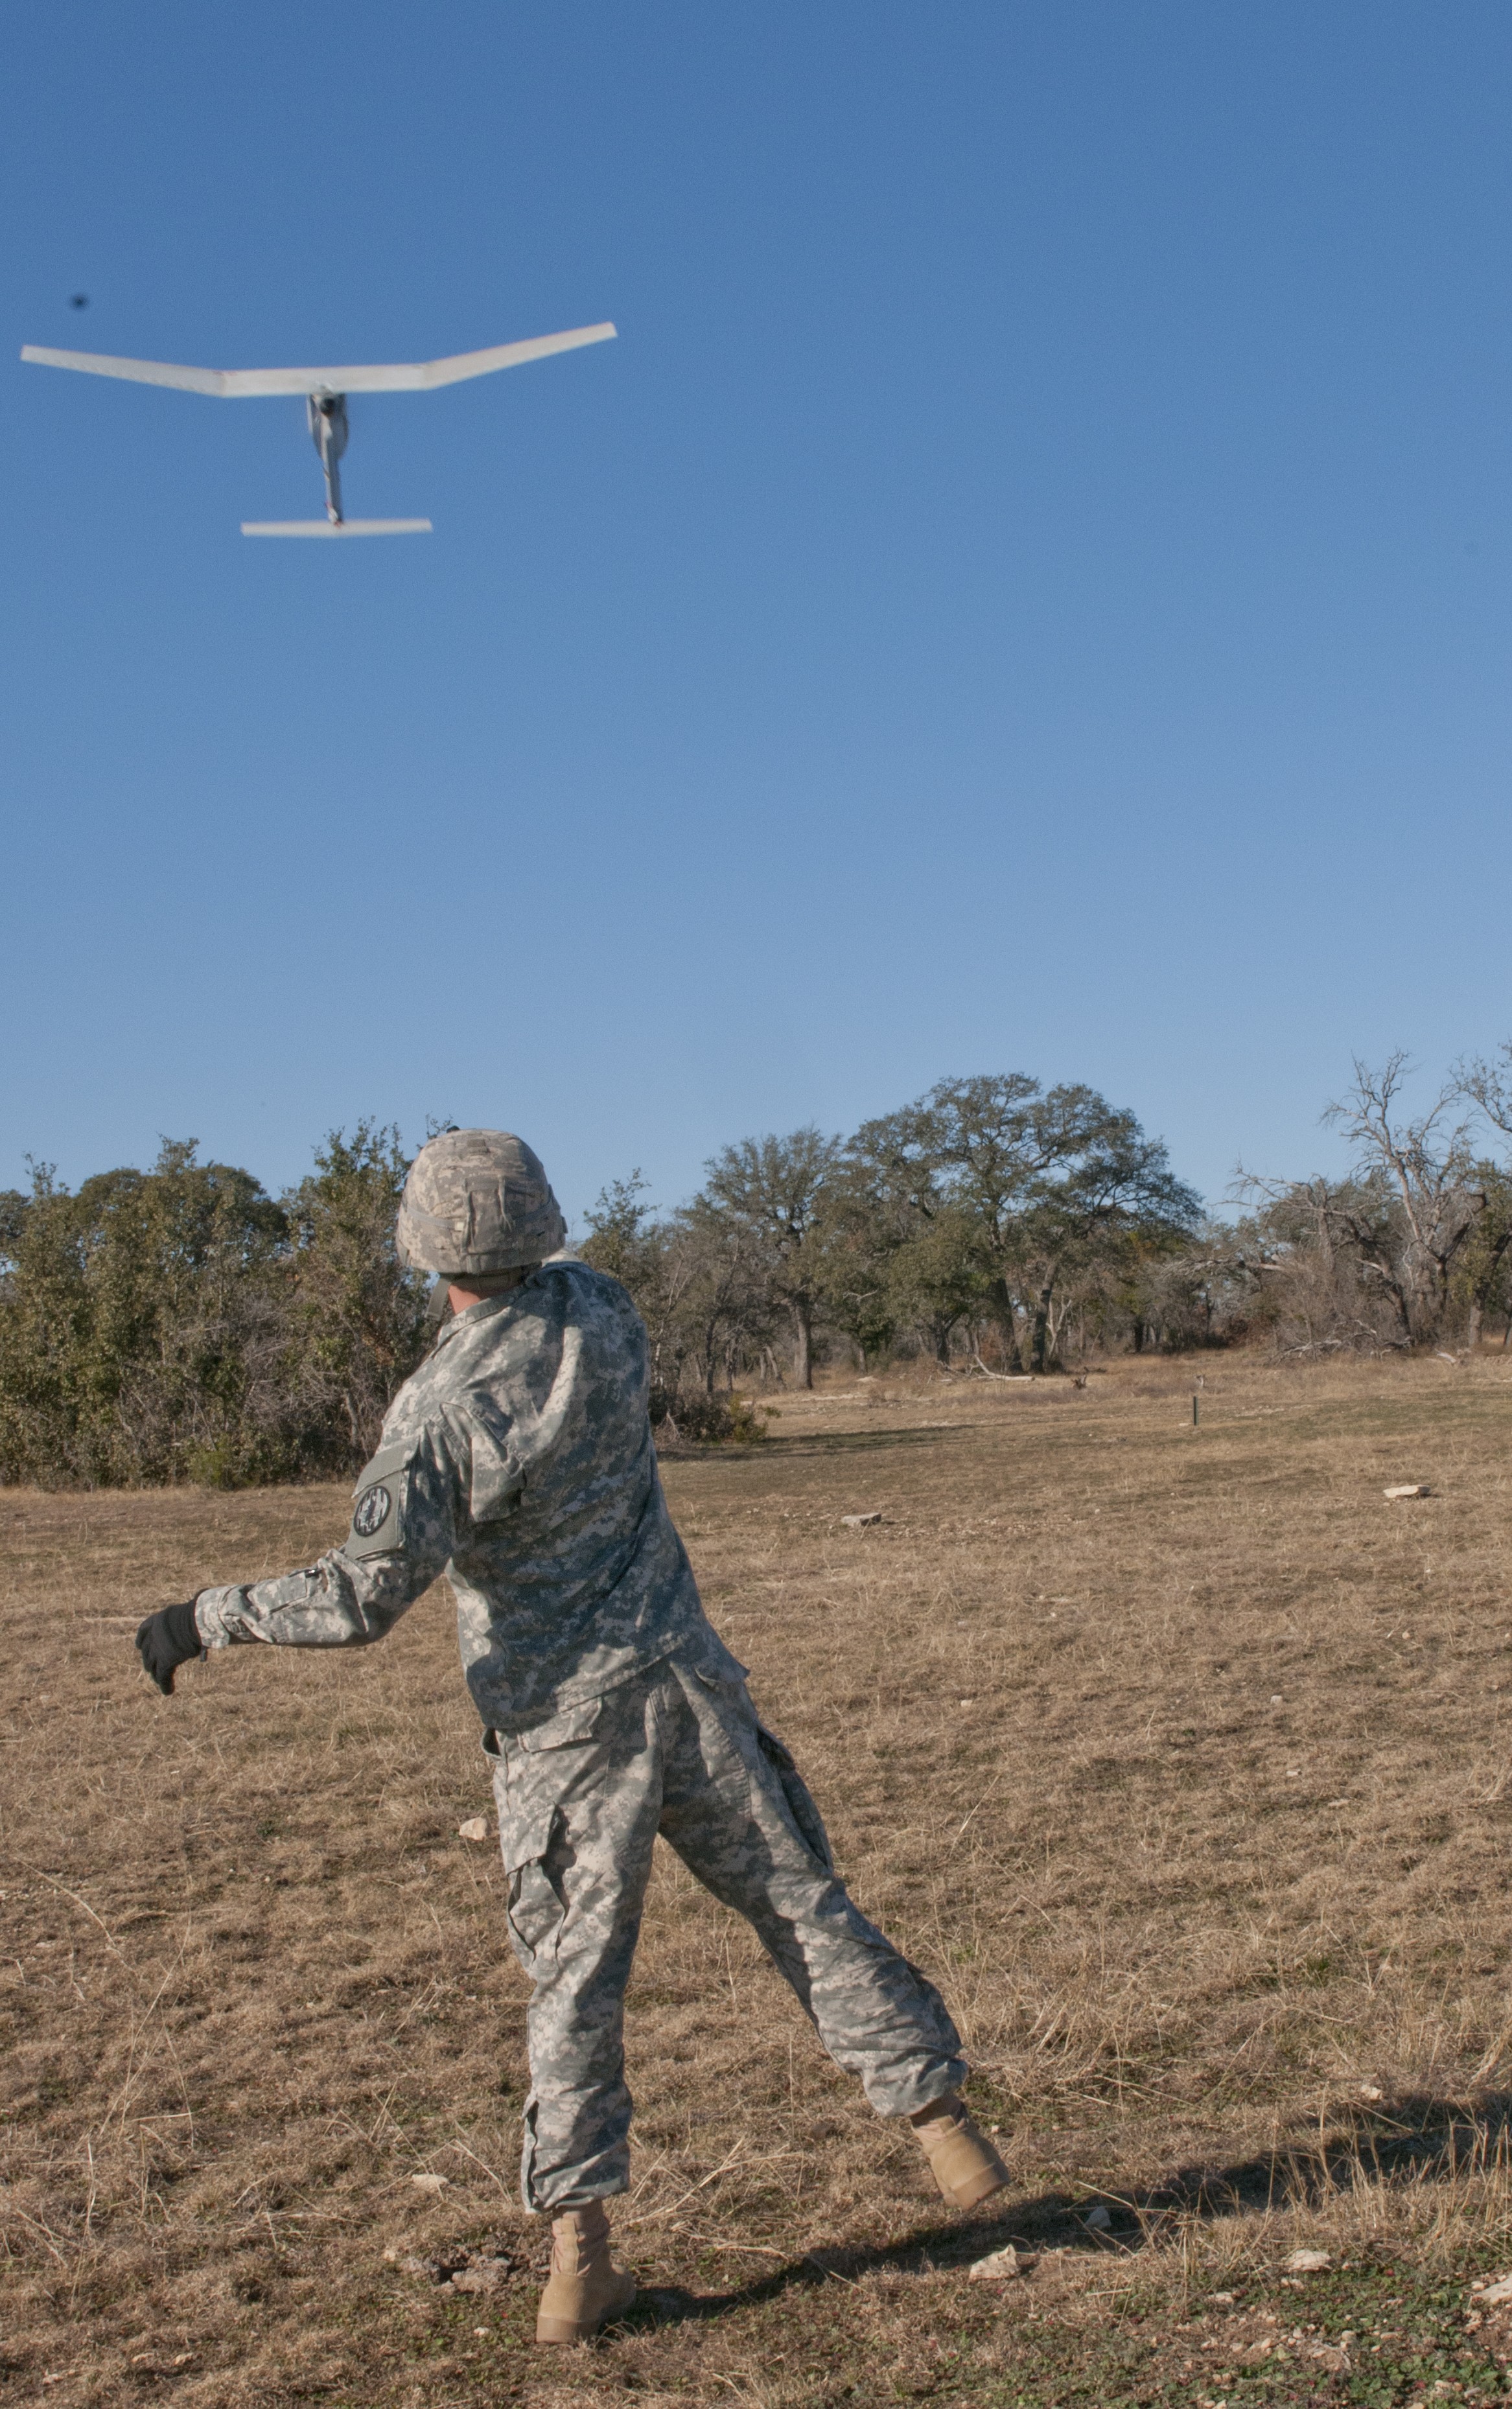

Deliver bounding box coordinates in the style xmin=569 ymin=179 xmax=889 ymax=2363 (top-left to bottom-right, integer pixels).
xmin=3 ymin=2 xmax=1509 ymax=1225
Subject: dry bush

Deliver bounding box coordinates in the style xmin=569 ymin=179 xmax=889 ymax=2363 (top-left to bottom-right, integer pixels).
xmin=5 ymin=1352 xmax=1512 ymax=2403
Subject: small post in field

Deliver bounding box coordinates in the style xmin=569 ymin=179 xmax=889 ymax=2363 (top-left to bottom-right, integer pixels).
xmin=1192 ymin=1391 xmax=1199 ymax=1426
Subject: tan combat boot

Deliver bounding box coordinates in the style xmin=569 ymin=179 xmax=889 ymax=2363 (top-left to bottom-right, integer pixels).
xmin=909 ymin=2094 xmax=1010 ymax=2209
xmin=535 ymin=2200 xmax=637 ymax=2345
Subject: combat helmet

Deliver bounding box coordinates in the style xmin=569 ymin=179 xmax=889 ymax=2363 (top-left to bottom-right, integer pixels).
xmin=396 ymin=1128 xmax=566 ymax=1277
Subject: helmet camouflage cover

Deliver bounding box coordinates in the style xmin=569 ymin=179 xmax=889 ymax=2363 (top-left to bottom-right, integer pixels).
xmin=395 ymin=1128 xmax=567 ymax=1277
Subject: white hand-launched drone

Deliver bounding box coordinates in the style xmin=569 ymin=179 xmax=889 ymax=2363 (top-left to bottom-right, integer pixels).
xmin=19 ymin=320 xmax=616 ymax=535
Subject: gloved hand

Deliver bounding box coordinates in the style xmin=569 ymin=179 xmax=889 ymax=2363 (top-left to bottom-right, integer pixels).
xmin=135 ymin=1600 xmax=205 ymax=1695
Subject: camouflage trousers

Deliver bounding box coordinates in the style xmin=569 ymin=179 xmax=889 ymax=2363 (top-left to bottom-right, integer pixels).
xmin=487 ymin=1649 xmax=966 ymax=2211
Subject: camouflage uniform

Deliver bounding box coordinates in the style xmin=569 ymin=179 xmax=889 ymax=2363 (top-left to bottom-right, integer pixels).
xmin=195 ymin=1259 xmax=965 ymax=2209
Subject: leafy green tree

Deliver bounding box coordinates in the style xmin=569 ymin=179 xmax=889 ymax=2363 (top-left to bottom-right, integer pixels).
xmin=280 ymin=1123 xmax=430 ymax=1466
xmin=1012 ymin=1106 xmax=1200 ymax=1370
xmin=848 ymin=1076 xmax=1198 ymax=1370
xmin=699 ymin=1128 xmax=844 ymax=1388
xmin=0 ymin=1141 xmax=290 ymax=1485
xmin=0 ymin=1128 xmax=430 ymax=1487
xmin=1451 ymin=1163 xmax=1512 ymax=1349
xmin=830 ymin=1121 xmax=975 ymax=1363
xmin=580 ymin=1172 xmax=658 ymax=1292
xmin=581 ymin=1174 xmax=689 ymax=1395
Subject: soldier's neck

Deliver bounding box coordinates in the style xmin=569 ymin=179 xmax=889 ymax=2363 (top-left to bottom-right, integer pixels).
xmin=447 ymin=1268 xmax=529 ymax=1314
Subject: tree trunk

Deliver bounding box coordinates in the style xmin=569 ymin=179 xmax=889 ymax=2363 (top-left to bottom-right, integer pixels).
xmin=791 ymin=1300 xmax=813 ymax=1390
xmin=1467 ymin=1299 xmax=1483 ymax=1353
xmin=1132 ymin=1318 xmax=1146 ymax=1355
xmin=1030 ymin=1279 xmax=1054 ymax=1375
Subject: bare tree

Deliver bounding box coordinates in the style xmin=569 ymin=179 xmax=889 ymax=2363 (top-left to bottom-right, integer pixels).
xmin=1458 ymin=1041 xmax=1512 ymax=1143
xmin=1229 ymin=1172 xmax=1410 ymax=1355
xmin=1321 ymin=1054 xmax=1482 ymax=1344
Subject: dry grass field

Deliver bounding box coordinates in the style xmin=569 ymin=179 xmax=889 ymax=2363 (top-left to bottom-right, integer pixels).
xmin=6 ymin=1351 xmax=1512 ymax=2406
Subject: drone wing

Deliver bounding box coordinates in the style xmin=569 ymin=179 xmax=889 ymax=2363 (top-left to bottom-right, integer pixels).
xmin=19 ymin=322 xmax=617 ymax=397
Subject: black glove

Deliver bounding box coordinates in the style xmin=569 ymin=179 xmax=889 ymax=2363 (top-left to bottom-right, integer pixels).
xmin=135 ymin=1600 xmax=205 ymax=1696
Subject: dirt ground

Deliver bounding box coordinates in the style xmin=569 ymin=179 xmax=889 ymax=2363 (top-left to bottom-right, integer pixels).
xmin=6 ymin=1351 xmax=1512 ymax=2406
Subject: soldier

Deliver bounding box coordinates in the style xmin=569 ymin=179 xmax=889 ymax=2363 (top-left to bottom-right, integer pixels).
xmin=136 ymin=1129 xmax=1008 ymax=2345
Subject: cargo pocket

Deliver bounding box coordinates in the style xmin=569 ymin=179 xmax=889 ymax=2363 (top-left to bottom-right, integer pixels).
xmin=516 ymin=1696 xmax=604 ymax=1754
xmin=755 ymin=1721 xmax=835 ymax=1873
xmin=502 ymin=1811 xmax=565 ymax=1962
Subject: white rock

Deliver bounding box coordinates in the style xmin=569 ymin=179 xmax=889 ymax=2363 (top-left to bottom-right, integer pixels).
xmin=968 ymin=2246 xmax=1024 ymax=2281
xmin=457 ymin=1817 xmax=491 ymax=1843
xmin=1285 ymin=2248 xmax=1331 ymax=2272
xmin=410 ymin=2172 xmax=448 ymax=2194
xmin=1084 ymin=2204 xmax=1112 ymax=2229
xmin=1480 ymin=2275 xmax=1512 ymax=2305
xmin=842 ymin=1511 xmax=883 ymax=1528
xmin=1358 ymin=2083 xmax=1384 ymax=2102
xmin=1383 ymin=1484 xmax=1430 ymax=1500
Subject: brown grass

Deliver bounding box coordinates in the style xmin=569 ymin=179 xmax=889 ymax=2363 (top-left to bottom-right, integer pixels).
xmin=5 ymin=1351 xmax=1512 ymax=2404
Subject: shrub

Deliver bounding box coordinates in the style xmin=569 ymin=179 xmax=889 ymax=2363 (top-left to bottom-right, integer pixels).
xmin=649 ymin=1389 xmax=774 ymax=1446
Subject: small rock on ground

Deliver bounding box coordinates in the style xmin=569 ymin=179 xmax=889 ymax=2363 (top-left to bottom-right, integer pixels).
xmin=968 ymin=2246 xmax=1025 ymax=2282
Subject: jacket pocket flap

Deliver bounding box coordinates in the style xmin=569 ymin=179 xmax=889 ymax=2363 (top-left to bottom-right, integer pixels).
xmin=500 ymin=1810 xmax=555 ymax=1876
xmin=517 ymin=1697 xmax=605 ymax=1753
xmin=462 ymin=1400 xmax=522 ymax=1525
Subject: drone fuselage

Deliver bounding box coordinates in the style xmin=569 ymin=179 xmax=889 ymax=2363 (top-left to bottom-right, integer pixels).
xmin=307 ymin=391 xmax=349 ymax=524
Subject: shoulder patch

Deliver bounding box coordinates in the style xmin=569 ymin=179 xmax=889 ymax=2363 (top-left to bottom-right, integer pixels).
xmin=347 ymin=1442 xmax=415 ymax=1561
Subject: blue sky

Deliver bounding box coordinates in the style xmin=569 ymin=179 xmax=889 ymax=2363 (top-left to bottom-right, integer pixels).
xmin=3 ymin=2 xmax=1510 ymax=1225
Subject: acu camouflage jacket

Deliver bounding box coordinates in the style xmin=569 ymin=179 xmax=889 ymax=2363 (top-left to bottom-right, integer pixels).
xmin=193 ymin=1262 xmax=741 ymax=1730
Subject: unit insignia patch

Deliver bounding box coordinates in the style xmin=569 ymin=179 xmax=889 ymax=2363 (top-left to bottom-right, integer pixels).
xmin=353 ymin=1484 xmax=392 ymax=1539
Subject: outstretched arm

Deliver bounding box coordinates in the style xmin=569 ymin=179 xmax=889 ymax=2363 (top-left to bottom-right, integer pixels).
xmin=137 ymin=1426 xmax=463 ymax=1693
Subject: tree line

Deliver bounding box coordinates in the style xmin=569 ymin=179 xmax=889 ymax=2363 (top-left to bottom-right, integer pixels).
xmin=579 ymin=1075 xmax=1200 ymax=1410
xmin=577 ymin=1048 xmax=1512 ymax=1393
xmin=5 ymin=1049 xmax=1511 ymax=1486
xmin=0 ymin=1127 xmax=427 ymax=1487
xmin=1216 ymin=1046 xmax=1512 ymax=1361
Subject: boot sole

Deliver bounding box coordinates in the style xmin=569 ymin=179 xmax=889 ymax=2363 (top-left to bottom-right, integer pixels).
xmin=535 ymin=2284 xmax=637 ymax=2345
